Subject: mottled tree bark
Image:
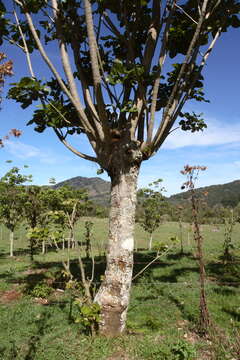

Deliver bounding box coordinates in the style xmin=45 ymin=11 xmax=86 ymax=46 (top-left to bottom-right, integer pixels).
xmin=95 ymin=163 xmax=139 ymax=336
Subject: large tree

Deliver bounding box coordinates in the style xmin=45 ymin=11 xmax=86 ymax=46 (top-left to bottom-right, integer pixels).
xmin=2 ymin=0 xmax=240 ymax=335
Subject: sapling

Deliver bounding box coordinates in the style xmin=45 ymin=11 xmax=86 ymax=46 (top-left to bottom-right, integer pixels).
xmin=61 ymin=201 xmax=97 ymax=335
xmin=223 ymin=209 xmax=238 ymax=262
xmin=84 ymin=220 xmax=93 ymax=259
xmin=181 ymin=165 xmax=210 ymax=335
xmin=138 ymin=179 xmax=167 ymax=250
xmin=23 ymin=185 xmax=46 ymax=260
xmin=0 ymin=166 xmax=32 ymax=257
xmin=176 ymin=205 xmax=184 ymax=254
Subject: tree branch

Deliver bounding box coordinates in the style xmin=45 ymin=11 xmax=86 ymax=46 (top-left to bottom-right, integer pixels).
xmin=54 ymin=128 xmax=98 ymax=163
xmin=13 ymin=9 xmax=35 ymax=78
xmin=142 ymin=0 xmax=161 ymax=72
xmin=152 ymin=0 xmax=210 ymax=151
xmin=51 ymin=0 xmax=96 ymax=137
xmin=156 ymin=25 xmax=223 ymax=149
xmin=175 ymin=3 xmax=198 ymax=25
xmin=147 ymin=1 xmax=175 ymax=144
xmin=84 ymin=0 xmax=109 ymax=135
xmin=13 ymin=0 xmax=95 ymax=137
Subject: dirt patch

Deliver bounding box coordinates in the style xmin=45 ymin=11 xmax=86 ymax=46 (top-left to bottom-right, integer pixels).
xmin=22 ymin=268 xmax=48 ymax=276
xmin=0 ymin=289 xmax=22 ymax=304
xmin=107 ymin=351 xmax=131 ymax=360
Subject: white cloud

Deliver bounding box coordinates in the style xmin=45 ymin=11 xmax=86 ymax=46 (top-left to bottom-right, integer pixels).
xmin=5 ymin=140 xmax=59 ymax=164
xmin=234 ymin=161 xmax=240 ymax=167
xmin=5 ymin=141 xmax=40 ymax=158
xmin=163 ymin=118 xmax=240 ymax=149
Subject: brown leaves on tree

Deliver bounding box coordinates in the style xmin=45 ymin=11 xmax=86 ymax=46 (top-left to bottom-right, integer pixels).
xmin=181 ymin=165 xmax=207 ymax=190
xmin=0 ymin=53 xmax=21 ymax=147
xmin=0 ymin=129 xmax=22 ymax=148
xmin=0 ymin=52 xmax=13 ymax=87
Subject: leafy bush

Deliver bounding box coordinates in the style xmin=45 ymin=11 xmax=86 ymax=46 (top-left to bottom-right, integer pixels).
xmin=170 ymin=339 xmax=196 ymax=360
xmin=74 ymin=300 xmax=100 ymax=333
xmin=30 ymin=283 xmax=53 ymax=298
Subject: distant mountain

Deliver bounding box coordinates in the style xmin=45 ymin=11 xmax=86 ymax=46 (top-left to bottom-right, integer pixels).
xmin=53 ymin=176 xmax=240 ymax=209
xmin=169 ymin=180 xmax=240 ymax=207
xmin=54 ymin=176 xmax=110 ymax=206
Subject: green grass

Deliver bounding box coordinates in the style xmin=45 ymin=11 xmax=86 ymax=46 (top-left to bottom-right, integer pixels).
xmin=0 ymin=219 xmax=240 ymax=359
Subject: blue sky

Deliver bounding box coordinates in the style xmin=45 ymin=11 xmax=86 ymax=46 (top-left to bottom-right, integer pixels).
xmin=0 ymin=23 xmax=239 ymax=196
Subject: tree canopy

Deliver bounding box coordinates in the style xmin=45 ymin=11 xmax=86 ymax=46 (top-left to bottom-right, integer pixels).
xmin=2 ymin=0 xmax=239 ymax=173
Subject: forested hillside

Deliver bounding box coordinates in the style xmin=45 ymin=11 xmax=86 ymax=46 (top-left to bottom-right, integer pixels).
xmin=54 ymin=177 xmax=240 ymax=208
xmin=53 ymin=176 xmax=110 ymax=206
xmin=169 ymin=180 xmax=240 ymax=207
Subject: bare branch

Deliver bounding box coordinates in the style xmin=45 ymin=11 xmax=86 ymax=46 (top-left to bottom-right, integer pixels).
xmin=51 ymin=0 xmax=96 ymax=136
xmin=4 ymin=37 xmax=25 ymax=51
xmin=143 ymin=0 xmax=161 ymax=72
xmin=75 ymin=229 xmax=92 ymax=302
xmin=54 ymin=128 xmax=98 ymax=163
xmin=130 ymin=85 xmax=145 ymax=139
xmin=13 ymin=9 xmax=35 ymax=78
xmin=13 ymin=0 xmax=95 ymax=137
xmin=152 ymin=0 xmax=210 ymax=150
xmin=132 ymin=247 xmax=173 ymax=281
xmin=175 ymin=3 xmax=198 ymax=25
xmin=90 ymin=249 xmax=95 ymax=283
xmin=70 ymin=38 xmax=108 ymax=144
xmin=147 ymin=1 xmax=175 ymax=144
xmin=155 ymin=27 xmax=222 ymax=154
xmin=84 ymin=0 xmax=108 ymax=133
xmin=51 ymin=0 xmax=80 ymax=102
xmin=164 ymin=26 xmax=222 ymax=142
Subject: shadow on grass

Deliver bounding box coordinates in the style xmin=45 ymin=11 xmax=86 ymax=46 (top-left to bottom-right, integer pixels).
xmin=166 ymin=251 xmax=193 ymax=260
xmin=24 ymin=311 xmax=49 ymax=360
xmin=153 ymin=266 xmax=199 ymax=283
xmin=206 ymin=260 xmax=240 ymax=287
xmin=0 ymin=243 xmax=60 ymax=260
xmin=21 ymin=255 xmax=107 ymax=294
xmin=167 ymin=293 xmax=196 ymax=323
xmin=222 ymin=307 xmax=240 ymax=322
xmin=212 ymin=286 xmax=237 ymax=296
xmin=132 ymin=251 xmax=173 ymax=284
xmin=0 ymin=309 xmax=52 ymax=360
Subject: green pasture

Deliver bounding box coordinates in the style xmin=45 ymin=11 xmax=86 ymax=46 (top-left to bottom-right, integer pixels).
xmin=0 ymin=219 xmax=240 ymax=359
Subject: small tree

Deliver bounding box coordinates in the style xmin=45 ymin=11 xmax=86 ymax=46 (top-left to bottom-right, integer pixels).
xmin=84 ymin=220 xmax=93 ymax=259
xmin=176 ymin=205 xmax=184 ymax=254
xmin=23 ymin=185 xmax=46 ymax=260
xmin=24 ymin=185 xmax=68 ymax=256
xmin=0 ymin=166 xmax=32 ymax=256
xmin=181 ymin=165 xmax=210 ymax=335
xmin=138 ymin=179 xmax=167 ymax=250
xmin=62 ymin=190 xmax=91 ymax=248
xmin=222 ymin=208 xmax=239 ymax=262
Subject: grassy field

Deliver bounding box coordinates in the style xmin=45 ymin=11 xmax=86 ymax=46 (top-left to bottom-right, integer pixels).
xmin=0 ymin=219 xmax=240 ymax=359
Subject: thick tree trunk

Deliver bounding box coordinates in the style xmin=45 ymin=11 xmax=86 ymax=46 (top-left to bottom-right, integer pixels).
xmin=10 ymin=230 xmax=14 ymax=257
xmin=95 ymin=164 xmax=139 ymax=336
